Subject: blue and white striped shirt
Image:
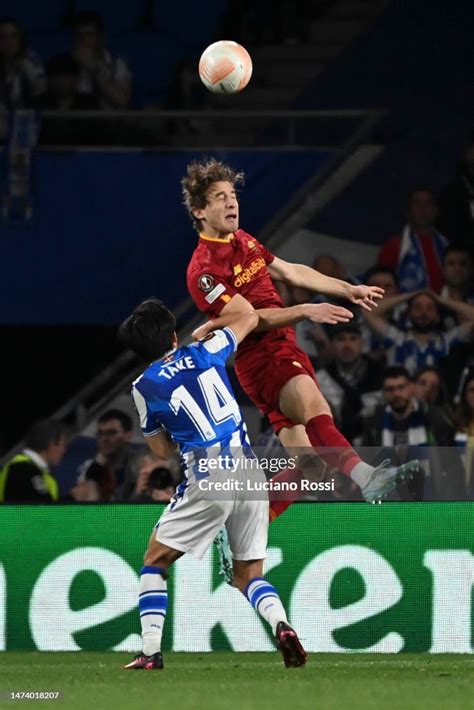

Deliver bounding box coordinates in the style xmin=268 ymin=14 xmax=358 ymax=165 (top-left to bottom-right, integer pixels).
xmin=131 ymin=328 xmax=251 ymax=479
xmin=382 ymin=323 xmax=468 ymax=375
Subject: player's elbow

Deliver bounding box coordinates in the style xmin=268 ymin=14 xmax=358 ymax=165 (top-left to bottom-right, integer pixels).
xmin=240 ymin=310 xmax=258 ymax=331
xmin=248 ymin=311 xmax=259 ymax=329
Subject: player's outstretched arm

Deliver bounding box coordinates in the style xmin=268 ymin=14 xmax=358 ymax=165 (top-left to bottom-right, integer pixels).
xmin=193 ymin=305 xmax=259 ymax=344
xmin=267 ymin=256 xmax=384 ymax=310
xmin=192 ymin=293 xmax=353 ymax=340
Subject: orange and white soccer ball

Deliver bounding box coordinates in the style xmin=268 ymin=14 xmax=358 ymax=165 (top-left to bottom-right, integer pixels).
xmin=199 ymin=40 xmax=253 ymax=95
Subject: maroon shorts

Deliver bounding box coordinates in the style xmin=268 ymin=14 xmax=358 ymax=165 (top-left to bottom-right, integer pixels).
xmin=235 ymin=334 xmax=317 ymax=433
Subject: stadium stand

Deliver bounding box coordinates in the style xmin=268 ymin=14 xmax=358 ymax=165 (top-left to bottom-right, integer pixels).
xmin=294 ymin=0 xmax=473 ymax=242
xmin=1 ymin=0 xmax=70 ymax=31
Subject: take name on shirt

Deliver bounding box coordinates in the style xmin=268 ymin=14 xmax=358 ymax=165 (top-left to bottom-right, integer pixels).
xmin=158 ymin=356 xmax=195 ymax=380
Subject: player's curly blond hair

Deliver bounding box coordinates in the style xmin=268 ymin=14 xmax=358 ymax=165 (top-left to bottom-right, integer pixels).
xmin=181 ymin=158 xmax=244 ymax=232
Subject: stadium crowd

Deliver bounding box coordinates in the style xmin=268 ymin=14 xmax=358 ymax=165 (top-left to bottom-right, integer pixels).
xmin=0 ymin=3 xmax=332 ymax=114
xmin=1 ymin=5 xmax=473 ymax=504
xmin=2 ymin=183 xmax=474 ymax=504
xmin=0 ymin=12 xmax=131 ymax=114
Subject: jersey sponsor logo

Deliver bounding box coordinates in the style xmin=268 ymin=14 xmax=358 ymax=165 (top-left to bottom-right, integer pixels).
xmin=233 ymin=264 xmax=242 ymax=275
xmin=205 ymin=283 xmax=226 ymax=304
xmin=198 ymin=274 xmax=215 ymax=292
xmin=233 ymin=257 xmax=266 ymax=287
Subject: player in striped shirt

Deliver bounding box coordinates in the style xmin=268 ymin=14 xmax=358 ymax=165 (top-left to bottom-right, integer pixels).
xmin=120 ymin=298 xmax=307 ymax=670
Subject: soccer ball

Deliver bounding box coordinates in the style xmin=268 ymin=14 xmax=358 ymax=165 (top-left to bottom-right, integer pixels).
xmin=199 ymin=40 xmax=253 ymax=95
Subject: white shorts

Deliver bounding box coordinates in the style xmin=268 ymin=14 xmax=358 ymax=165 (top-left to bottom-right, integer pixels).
xmin=154 ymin=467 xmax=269 ymax=561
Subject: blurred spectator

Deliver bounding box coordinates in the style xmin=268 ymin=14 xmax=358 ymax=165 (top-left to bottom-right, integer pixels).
xmin=0 ymin=17 xmax=45 ymax=108
xmin=362 ymin=366 xmax=465 ymax=500
xmin=294 ymin=254 xmax=352 ymax=365
xmin=364 ymin=265 xmax=399 ymax=298
xmin=414 ymin=366 xmax=450 ymax=410
xmin=440 ymin=245 xmax=474 ymax=304
xmin=453 ymin=370 xmax=474 ymax=496
xmin=73 ymin=409 xmax=134 ymax=501
xmin=363 ymin=366 xmax=453 ymax=447
xmin=71 ymin=11 xmax=131 ymax=109
xmin=438 ymin=141 xmax=474 ymax=254
xmin=275 ymin=281 xmax=291 ymax=306
xmin=378 ymin=188 xmax=448 ymax=292
xmin=312 ymin=254 xmax=348 ymax=281
xmin=362 ymin=290 xmax=474 ymax=375
xmin=0 ymin=419 xmax=66 ymax=502
xmin=316 ymin=322 xmax=383 ymax=443
xmin=129 ymin=446 xmax=179 ymax=503
xmin=130 ymin=449 xmax=176 ymax=503
xmin=31 ymin=54 xmax=100 ymax=110
xmin=362 ymin=265 xmax=404 ymax=361
xmin=69 ymin=477 xmax=102 ymax=502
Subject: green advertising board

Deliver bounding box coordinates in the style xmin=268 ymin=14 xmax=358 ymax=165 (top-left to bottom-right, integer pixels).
xmin=0 ymin=503 xmax=472 ymax=653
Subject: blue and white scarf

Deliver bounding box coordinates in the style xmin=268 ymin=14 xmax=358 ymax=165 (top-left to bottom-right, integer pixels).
xmin=397 ymin=225 xmax=447 ymax=292
xmin=381 ymin=398 xmax=429 ymax=447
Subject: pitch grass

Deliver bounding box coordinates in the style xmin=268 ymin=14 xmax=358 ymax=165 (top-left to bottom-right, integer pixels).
xmin=0 ymin=653 xmax=473 ymax=710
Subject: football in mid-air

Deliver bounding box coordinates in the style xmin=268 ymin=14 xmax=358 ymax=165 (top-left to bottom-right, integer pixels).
xmin=199 ymin=40 xmax=252 ymax=95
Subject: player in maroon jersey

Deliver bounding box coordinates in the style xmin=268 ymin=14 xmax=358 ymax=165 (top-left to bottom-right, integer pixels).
xmin=183 ymin=158 xmax=418 ymax=509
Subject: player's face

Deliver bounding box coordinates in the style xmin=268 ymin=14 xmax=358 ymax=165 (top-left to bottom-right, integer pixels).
xmin=194 ymin=181 xmax=239 ymax=237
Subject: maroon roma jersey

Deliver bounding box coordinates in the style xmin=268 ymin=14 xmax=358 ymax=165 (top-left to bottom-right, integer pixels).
xmin=187 ymin=229 xmax=297 ymax=358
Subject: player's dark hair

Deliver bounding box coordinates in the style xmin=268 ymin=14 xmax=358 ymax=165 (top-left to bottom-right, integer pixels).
xmin=181 ymin=157 xmax=244 ymax=232
xmin=383 ymin=365 xmax=412 ymax=383
xmin=24 ymin=419 xmax=67 ymax=452
xmin=119 ymin=298 xmax=176 ymax=361
xmin=98 ymin=409 xmax=133 ymax=432
xmin=363 ymin=265 xmax=399 ymax=285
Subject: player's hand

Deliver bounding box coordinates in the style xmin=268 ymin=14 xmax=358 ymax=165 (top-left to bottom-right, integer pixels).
xmin=303 ymin=303 xmax=354 ymax=324
xmin=192 ymin=320 xmax=215 ymax=341
xmin=348 ymin=284 xmax=384 ymax=311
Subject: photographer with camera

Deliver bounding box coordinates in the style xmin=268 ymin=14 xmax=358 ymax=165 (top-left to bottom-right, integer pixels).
xmin=129 ymin=449 xmax=177 ymax=503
